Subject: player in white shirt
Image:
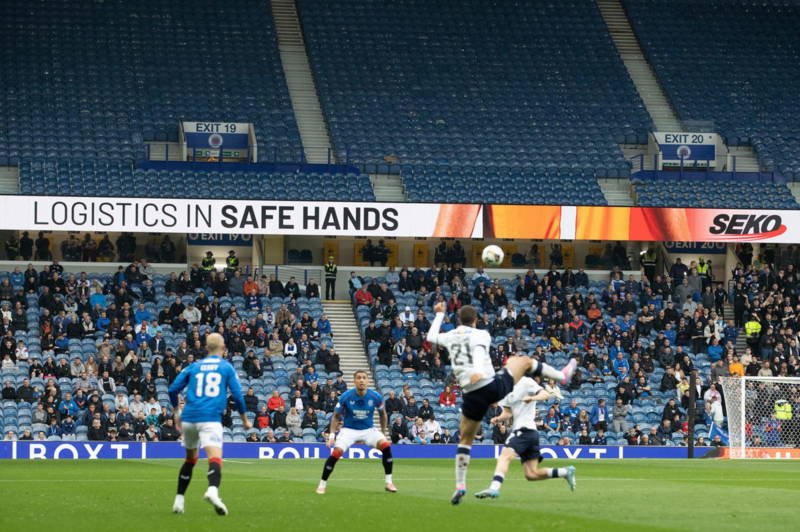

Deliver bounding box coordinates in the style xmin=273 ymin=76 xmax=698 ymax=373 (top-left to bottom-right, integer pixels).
xmin=475 ymin=376 xmax=576 ymax=499
xmin=426 ymin=303 xmax=577 ymax=505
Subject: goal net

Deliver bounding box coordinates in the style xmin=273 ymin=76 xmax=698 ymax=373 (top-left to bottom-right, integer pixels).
xmin=720 ymin=376 xmax=800 ymax=459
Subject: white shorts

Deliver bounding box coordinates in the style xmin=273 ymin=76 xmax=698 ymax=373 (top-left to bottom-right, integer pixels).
xmin=334 ymin=427 xmax=386 ymax=452
xmin=181 ymin=422 xmax=224 ymax=450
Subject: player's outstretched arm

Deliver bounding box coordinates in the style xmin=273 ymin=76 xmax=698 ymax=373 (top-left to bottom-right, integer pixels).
xmin=167 ymin=368 xmax=190 ymax=409
xmin=379 ymin=408 xmax=389 ymax=434
xmin=525 ymin=390 xmax=552 ymax=403
xmin=327 ymin=413 xmax=342 ymax=447
xmin=426 ymin=303 xmax=446 ymax=345
xmin=227 ymin=364 xmax=252 ymax=430
xmin=490 ymin=407 xmax=513 ymax=425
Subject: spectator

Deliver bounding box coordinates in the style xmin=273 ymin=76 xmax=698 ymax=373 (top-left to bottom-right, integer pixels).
xmin=301 ymin=408 xmax=318 ymax=430
xmin=391 ymin=416 xmax=410 ymax=444
xmin=418 ymin=398 xmax=434 ymax=420
xmin=423 ymin=413 xmax=441 ymax=436
xmin=655 ymin=419 xmax=674 ymax=444
xmin=612 ymin=399 xmax=629 ymax=433
xmin=286 ymin=407 xmax=302 ymax=437
xmin=543 ymin=407 xmax=561 ymax=432
xmin=593 ymin=429 xmax=607 ymax=445
xmin=87 ymin=418 xmax=107 ymax=441
xmin=492 ymin=423 xmax=509 ymax=444
xmin=272 ymin=405 xmax=287 ymax=429
xmin=590 ymin=399 xmax=609 ymax=431
xmin=267 ymin=390 xmax=284 ymax=412
xmin=660 ymin=366 xmax=678 ymax=392
xmin=160 ymin=419 xmax=179 ymax=441
xmin=411 ymin=417 xmax=429 ymax=444
xmin=438 ymin=385 xmax=457 ymax=407
xmin=403 ymin=397 xmax=419 ymax=422
xmin=385 ymin=391 xmax=404 ymax=414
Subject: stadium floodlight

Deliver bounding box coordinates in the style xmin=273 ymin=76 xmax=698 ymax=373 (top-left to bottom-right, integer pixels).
xmin=720 ymin=376 xmax=800 ymax=459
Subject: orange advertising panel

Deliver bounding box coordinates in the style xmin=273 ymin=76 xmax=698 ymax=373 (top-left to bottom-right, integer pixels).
xmin=575 ymin=206 xmax=631 ymax=240
xmin=720 ymin=447 xmax=800 ymax=459
xmin=482 ymin=205 xmax=561 ymax=239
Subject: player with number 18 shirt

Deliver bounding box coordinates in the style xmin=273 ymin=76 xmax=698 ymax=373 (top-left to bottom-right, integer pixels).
xmin=167 ymin=333 xmax=250 ymax=516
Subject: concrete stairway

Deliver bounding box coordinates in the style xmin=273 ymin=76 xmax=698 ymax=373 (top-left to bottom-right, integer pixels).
xmin=596 ymin=0 xmax=682 ymax=132
xmin=323 ymin=301 xmax=372 ymax=388
xmin=0 ymin=166 xmax=19 ymax=193
xmin=323 ymin=300 xmax=384 ymax=430
xmin=598 ymin=178 xmax=634 ymax=206
xmin=723 ymin=302 xmax=748 ymax=353
xmin=270 ymin=0 xmax=333 ymax=164
xmin=370 ymin=174 xmax=407 ymax=202
xmin=727 ymin=146 xmax=761 ymax=173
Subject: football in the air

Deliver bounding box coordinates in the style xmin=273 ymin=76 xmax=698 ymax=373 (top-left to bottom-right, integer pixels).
xmin=481 ymin=244 xmax=504 ymax=267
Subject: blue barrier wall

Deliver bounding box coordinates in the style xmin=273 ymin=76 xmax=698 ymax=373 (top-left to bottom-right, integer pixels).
xmin=0 ymin=442 xmax=713 ymax=460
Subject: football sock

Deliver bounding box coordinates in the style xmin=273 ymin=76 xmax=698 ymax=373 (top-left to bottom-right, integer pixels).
xmin=381 ymin=446 xmax=394 ymax=476
xmin=207 ymin=457 xmax=222 ymax=489
xmin=177 ymin=458 xmax=197 ymax=495
xmin=321 ymin=455 xmax=339 ymax=481
xmin=547 ymin=468 xmax=568 ymax=478
xmin=530 ymin=360 xmax=567 ymax=382
xmin=489 ymin=472 xmax=505 ymax=492
xmin=455 ymin=445 xmax=471 ymax=488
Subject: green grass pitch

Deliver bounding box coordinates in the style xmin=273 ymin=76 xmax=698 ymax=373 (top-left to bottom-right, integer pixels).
xmin=1 ymin=459 xmax=798 ymax=531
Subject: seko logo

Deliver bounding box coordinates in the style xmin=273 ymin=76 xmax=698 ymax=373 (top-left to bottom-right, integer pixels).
xmin=708 ymin=213 xmax=787 ymax=240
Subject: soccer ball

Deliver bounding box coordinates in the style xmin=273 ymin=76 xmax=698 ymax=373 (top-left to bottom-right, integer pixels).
xmin=481 ymin=245 xmax=504 ymax=267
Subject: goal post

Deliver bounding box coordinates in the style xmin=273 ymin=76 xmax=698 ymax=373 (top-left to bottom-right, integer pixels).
xmin=720 ymin=376 xmax=800 ymax=459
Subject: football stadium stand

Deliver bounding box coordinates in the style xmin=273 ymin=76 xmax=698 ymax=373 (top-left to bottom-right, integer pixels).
xmin=632 ymin=171 xmax=799 ymax=209
xmin=17 ymin=160 xmax=375 ymax=201
xmin=623 ymin=0 xmax=800 ymax=182
xmin=0 ymin=0 xmax=301 ymax=163
xmin=351 ymin=262 xmax=739 ymax=447
xmin=0 ymin=264 xmax=340 ymax=443
xmin=298 ymin=0 xmax=654 ymax=204
xmin=0 ymin=0 xmax=375 ymax=199
xmin=0 ymin=255 xmax=763 ymax=447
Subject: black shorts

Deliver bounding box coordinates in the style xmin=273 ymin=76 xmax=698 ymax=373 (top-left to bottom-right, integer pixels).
xmin=505 ymin=428 xmax=543 ymax=464
xmin=461 ymin=369 xmax=514 ymax=422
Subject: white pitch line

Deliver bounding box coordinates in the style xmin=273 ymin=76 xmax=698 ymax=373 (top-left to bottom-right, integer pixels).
xmin=0 ymin=477 xmax=791 ymax=483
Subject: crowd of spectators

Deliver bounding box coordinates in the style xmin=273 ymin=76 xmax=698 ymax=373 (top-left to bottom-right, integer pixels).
xmin=353 ymin=246 xmax=800 ymax=446
xmin=4 ymin=244 xmax=800 ymax=446
xmin=0 ymin=254 xmax=344 ymax=443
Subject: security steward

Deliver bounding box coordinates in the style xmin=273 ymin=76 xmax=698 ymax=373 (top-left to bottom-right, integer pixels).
xmin=201 ymin=251 xmax=216 ymax=281
xmin=775 ymin=399 xmax=795 ymax=447
xmin=324 ymin=256 xmax=338 ymax=300
xmin=225 ymin=250 xmax=240 ymax=278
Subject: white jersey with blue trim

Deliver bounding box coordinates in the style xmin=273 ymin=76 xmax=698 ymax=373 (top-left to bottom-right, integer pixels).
xmin=499 ymin=376 xmax=542 ymax=431
xmin=427 ymin=312 xmax=494 ymax=393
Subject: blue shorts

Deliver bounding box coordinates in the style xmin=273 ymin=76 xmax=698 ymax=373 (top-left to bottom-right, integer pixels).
xmin=505 ymin=428 xmax=542 ymax=464
xmin=461 ymin=369 xmax=514 ymax=422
